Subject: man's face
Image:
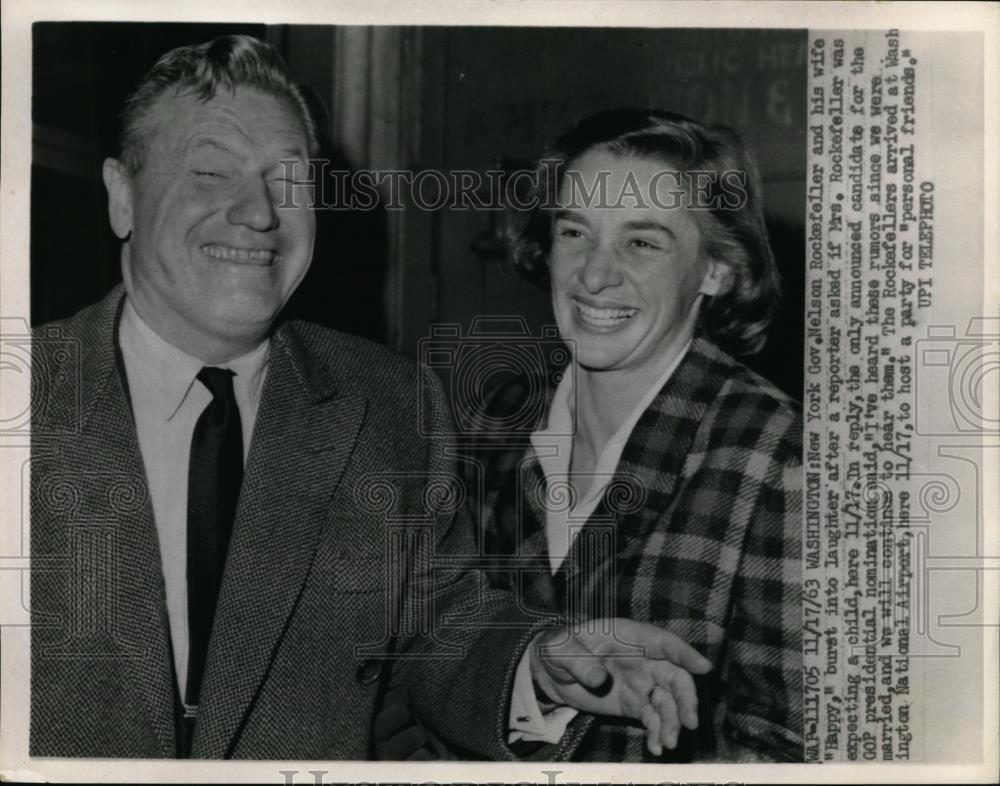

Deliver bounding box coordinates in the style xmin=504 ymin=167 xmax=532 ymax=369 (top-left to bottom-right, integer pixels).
xmin=549 ymin=149 xmax=726 ymax=381
xmin=107 ymin=86 xmax=315 ymax=360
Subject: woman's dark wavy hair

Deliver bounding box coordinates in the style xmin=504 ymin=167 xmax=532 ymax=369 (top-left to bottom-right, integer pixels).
xmin=118 ymin=34 xmax=322 ymax=174
xmin=510 ymin=108 xmax=781 ymax=356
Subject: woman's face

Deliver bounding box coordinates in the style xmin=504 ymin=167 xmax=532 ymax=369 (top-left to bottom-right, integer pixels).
xmin=549 ymin=149 xmax=727 ymax=380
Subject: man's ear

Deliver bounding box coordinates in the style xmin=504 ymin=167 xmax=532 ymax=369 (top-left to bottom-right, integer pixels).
xmin=699 ymin=257 xmax=733 ymax=298
xmin=102 ymin=158 xmax=134 ymax=240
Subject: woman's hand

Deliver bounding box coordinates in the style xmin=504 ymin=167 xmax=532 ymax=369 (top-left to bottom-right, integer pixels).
xmin=530 ymin=618 xmax=712 ymax=756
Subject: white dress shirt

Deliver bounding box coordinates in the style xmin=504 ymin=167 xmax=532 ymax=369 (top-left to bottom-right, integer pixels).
xmin=118 ymin=299 xmax=268 ymax=700
xmin=508 ymin=341 xmax=692 ymax=743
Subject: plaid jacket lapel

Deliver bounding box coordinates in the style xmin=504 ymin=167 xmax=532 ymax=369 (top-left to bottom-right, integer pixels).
xmin=611 ymin=337 xmax=733 ymax=546
xmin=549 ymin=338 xmax=728 ymax=620
xmin=510 ymin=448 xmax=559 ymax=611
xmin=471 ymin=377 xmax=557 ymax=612
xmin=478 ymin=340 xmax=736 ymax=622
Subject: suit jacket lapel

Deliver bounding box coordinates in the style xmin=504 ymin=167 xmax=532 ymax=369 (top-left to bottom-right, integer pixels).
xmin=55 ymin=288 xmax=177 ymax=755
xmin=191 ymin=323 xmax=366 ymax=757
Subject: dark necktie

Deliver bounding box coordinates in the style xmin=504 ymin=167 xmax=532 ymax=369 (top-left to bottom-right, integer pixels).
xmin=185 ymin=367 xmax=243 ymax=713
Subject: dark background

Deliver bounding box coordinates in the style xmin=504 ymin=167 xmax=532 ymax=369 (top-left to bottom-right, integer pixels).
xmin=31 ymin=22 xmax=806 ymax=398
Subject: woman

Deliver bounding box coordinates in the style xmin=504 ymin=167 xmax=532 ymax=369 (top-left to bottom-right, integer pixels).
xmin=467 ymin=108 xmax=803 ymax=762
xmin=377 ymin=109 xmax=802 ymax=762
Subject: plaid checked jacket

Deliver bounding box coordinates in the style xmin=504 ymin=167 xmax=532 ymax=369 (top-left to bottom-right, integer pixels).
xmin=30 ymin=287 xmax=550 ymax=760
xmin=463 ymin=335 xmax=804 ymax=762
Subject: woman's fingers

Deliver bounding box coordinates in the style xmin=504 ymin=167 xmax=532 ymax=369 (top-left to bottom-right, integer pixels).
xmin=651 ymin=685 xmax=681 ymax=749
xmin=639 ymin=703 xmax=663 ymax=757
xmin=651 ymin=660 xmax=699 ymax=729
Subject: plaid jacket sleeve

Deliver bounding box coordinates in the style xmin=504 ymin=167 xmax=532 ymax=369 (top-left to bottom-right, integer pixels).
xmin=708 ymin=380 xmax=803 ymax=762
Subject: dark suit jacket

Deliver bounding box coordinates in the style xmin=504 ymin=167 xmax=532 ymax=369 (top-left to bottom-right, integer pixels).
xmin=465 ymin=336 xmax=804 ymax=762
xmin=30 ymin=287 xmax=545 ymax=759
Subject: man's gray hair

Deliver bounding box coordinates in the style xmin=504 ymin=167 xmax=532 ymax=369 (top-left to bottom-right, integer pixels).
xmin=119 ymin=34 xmax=321 ymax=173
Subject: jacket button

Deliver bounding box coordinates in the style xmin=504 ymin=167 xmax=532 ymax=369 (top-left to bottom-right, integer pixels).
xmin=355 ymin=660 xmax=381 ymax=685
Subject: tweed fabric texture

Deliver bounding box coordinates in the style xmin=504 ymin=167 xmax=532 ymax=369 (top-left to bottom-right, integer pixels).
xmin=463 ymin=336 xmax=804 ymax=762
xmin=31 ymin=286 xmax=548 ymax=759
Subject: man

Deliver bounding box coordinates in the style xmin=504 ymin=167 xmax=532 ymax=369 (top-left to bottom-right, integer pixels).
xmin=30 ymin=35 xmax=710 ymax=759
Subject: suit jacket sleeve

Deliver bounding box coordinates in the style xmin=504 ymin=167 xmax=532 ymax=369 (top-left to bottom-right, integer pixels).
xmin=388 ymin=368 xmax=581 ymax=761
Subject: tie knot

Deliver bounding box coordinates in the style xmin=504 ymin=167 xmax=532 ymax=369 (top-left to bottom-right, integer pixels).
xmin=197 ymin=366 xmax=236 ymax=400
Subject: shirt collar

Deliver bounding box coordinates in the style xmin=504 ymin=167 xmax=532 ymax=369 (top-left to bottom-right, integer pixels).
xmin=531 ymin=339 xmax=693 ymax=499
xmin=118 ymin=297 xmax=269 ymax=421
